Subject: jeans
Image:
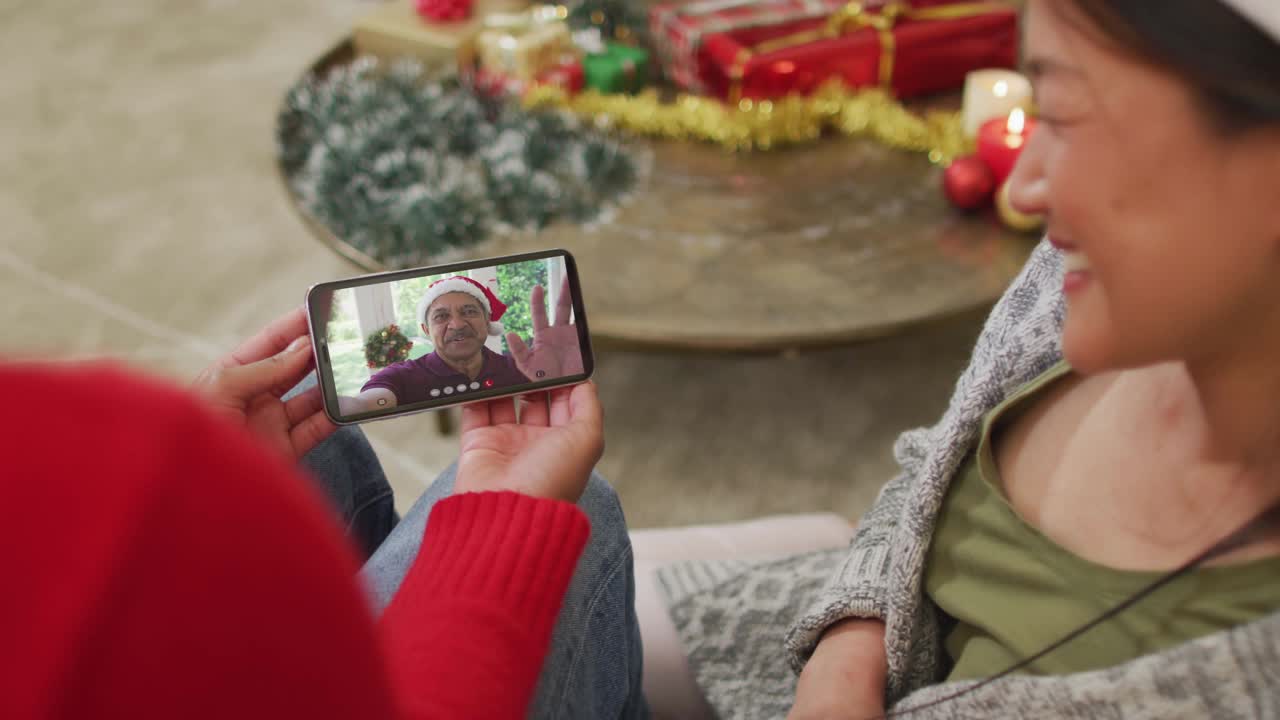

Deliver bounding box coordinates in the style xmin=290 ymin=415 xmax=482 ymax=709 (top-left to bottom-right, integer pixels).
xmin=303 ymin=422 xmax=649 ymax=719
xmin=301 ymin=426 xmax=399 ymax=559
xmin=291 ymin=374 xmax=399 ymax=559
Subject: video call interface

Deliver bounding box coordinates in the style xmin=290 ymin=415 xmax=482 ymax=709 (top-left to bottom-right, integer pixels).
xmin=312 ymin=255 xmax=586 ymax=420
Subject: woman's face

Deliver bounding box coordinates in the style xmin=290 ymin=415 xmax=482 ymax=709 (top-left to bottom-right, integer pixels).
xmin=1008 ymin=0 xmax=1280 ymax=374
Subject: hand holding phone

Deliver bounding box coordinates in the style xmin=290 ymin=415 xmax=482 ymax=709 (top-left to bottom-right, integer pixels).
xmin=455 ymin=382 xmax=604 ymax=503
xmin=306 ymin=250 xmax=594 ymax=425
xmin=191 ymin=307 xmax=337 ymax=460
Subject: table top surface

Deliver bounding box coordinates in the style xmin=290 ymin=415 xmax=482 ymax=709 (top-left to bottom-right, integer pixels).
xmin=285 ymin=40 xmax=1036 ymax=352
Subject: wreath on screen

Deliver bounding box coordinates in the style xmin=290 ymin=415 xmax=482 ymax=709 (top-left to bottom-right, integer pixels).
xmin=364 ymin=324 xmax=414 ymax=369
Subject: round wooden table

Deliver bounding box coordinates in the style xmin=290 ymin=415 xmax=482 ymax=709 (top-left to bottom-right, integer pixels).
xmin=281 ymin=40 xmax=1036 ymax=353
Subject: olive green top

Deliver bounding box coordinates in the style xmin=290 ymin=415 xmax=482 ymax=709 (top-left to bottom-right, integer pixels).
xmin=925 ymin=361 xmax=1280 ymax=681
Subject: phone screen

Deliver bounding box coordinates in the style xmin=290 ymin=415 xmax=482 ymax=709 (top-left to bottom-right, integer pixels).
xmin=307 ymin=250 xmax=593 ymax=424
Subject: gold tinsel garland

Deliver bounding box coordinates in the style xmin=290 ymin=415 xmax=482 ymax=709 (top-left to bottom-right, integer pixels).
xmin=523 ymin=80 xmax=973 ymax=161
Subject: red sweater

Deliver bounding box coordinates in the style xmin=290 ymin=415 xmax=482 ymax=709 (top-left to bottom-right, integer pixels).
xmin=0 ymin=364 xmax=590 ymax=719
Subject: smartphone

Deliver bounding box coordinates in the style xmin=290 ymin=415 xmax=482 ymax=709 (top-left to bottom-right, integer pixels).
xmin=306 ymin=249 xmax=594 ymax=425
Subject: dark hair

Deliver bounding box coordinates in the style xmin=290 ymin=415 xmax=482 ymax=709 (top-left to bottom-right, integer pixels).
xmin=1062 ymin=0 xmax=1280 ymax=134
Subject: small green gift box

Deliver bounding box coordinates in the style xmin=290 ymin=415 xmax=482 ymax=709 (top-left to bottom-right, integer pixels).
xmin=583 ymin=43 xmax=650 ymax=94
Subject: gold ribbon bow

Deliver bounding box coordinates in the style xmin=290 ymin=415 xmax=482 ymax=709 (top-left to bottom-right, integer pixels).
xmin=462 ymin=4 xmax=571 ymax=81
xmin=729 ymin=1 xmax=1004 ymax=103
xmin=483 ymin=4 xmax=568 ymax=32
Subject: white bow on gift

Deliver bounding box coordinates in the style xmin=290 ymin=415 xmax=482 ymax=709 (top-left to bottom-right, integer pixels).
xmin=572 ymin=27 xmax=607 ymax=55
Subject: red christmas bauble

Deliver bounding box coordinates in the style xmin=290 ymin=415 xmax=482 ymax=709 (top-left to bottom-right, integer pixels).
xmin=416 ymin=0 xmax=474 ymax=22
xmin=943 ymin=155 xmax=997 ymax=211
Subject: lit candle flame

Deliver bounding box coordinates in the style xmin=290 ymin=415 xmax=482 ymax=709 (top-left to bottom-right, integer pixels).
xmin=1007 ymin=108 xmax=1027 ymax=134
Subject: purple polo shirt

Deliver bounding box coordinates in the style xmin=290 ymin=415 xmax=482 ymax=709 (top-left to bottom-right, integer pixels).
xmin=361 ymin=346 xmax=530 ymax=405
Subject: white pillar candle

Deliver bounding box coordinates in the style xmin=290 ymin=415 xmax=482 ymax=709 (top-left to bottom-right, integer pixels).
xmin=962 ymin=69 xmax=1033 ymax=138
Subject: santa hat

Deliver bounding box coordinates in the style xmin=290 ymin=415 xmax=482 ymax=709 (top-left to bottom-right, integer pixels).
xmin=1222 ymin=0 xmax=1279 ymax=41
xmin=416 ymin=276 xmax=509 ymax=337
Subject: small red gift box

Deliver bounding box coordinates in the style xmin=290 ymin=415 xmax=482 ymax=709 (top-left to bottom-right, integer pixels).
xmin=652 ymin=0 xmax=1018 ymax=101
xmin=537 ymin=60 xmax=586 ymax=94
xmin=474 ymin=60 xmax=585 ymax=99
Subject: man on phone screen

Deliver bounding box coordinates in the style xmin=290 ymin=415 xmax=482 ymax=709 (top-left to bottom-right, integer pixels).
xmin=338 ymin=275 xmax=582 ymax=416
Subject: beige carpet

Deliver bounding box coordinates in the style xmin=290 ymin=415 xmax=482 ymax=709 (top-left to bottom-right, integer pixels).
xmin=1 ymin=0 xmax=990 ymax=528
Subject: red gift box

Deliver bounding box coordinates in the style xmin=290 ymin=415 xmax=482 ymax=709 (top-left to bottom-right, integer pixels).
xmin=537 ymin=60 xmax=586 ymax=94
xmin=652 ymin=0 xmax=1018 ymax=101
xmin=651 ymin=0 xmax=850 ymax=93
xmin=473 ymin=60 xmax=585 ymax=99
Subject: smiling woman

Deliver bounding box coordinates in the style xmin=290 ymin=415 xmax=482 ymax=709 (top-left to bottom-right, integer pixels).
xmin=1005 ymin=0 xmax=1280 ymax=376
xmin=650 ymin=1 xmax=1280 ymax=718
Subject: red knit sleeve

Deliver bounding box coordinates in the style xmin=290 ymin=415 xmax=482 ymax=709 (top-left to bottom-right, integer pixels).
xmin=0 ymin=363 xmax=589 ymax=720
xmin=11 ymin=369 xmax=402 ymax=719
xmin=379 ymin=491 xmax=591 ymax=719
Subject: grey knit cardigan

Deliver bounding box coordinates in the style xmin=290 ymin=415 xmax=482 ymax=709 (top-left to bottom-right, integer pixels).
xmin=657 ymin=240 xmax=1280 ymax=719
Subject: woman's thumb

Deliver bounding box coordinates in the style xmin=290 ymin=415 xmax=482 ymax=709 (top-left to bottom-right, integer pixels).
xmin=224 ymin=337 xmax=313 ymax=398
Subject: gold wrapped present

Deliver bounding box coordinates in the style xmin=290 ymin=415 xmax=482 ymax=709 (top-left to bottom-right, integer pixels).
xmin=474 ymin=6 xmax=575 ymax=81
xmin=353 ymin=0 xmax=534 ymax=68
xmin=354 ymin=0 xmax=481 ymax=67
